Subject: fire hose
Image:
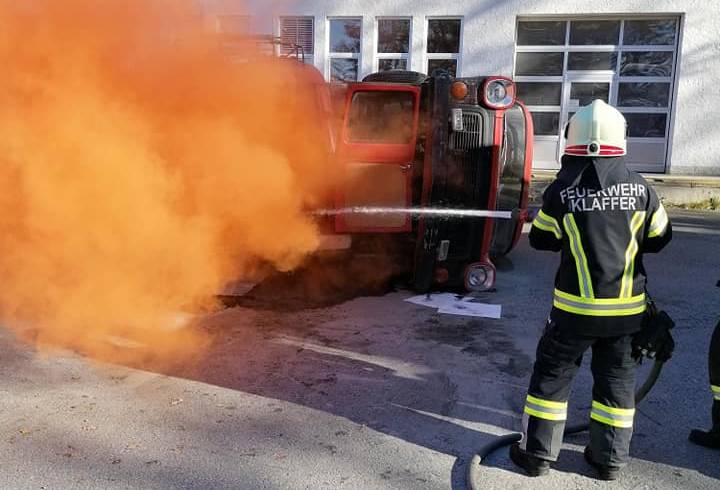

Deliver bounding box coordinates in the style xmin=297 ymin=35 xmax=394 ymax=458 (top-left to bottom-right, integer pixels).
xmin=466 ymin=305 xmax=675 ymax=489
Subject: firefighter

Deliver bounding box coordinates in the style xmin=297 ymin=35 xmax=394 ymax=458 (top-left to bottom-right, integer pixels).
xmin=688 ymin=306 xmax=720 ymax=449
xmin=509 ymin=100 xmax=672 ymax=480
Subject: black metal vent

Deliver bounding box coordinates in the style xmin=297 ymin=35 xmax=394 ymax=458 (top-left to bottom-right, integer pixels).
xmin=450 ymin=112 xmax=483 ymax=150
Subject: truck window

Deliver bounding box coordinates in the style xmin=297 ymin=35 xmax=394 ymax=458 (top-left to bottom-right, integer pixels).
xmin=347 ymin=91 xmax=415 ymax=144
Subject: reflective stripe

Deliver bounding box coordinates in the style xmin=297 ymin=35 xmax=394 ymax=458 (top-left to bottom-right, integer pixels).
xmin=620 ymin=211 xmax=647 ymax=298
xmin=590 ymin=401 xmax=634 ymax=429
xmin=533 ymin=210 xmax=563 ymax=239
xmin=524 ymin=395 xmax=568 ymax=422
xmin=712 ymin=385 xmax=720 ymax=401
xmin=527 ymin=395 xmax=567 ymax=410
xmin=648 ymin=204 xmax=669 ymax=238
xmin=553 ymin=289 xmax=647 ymax=317
xmin=563 ymin=214 xmax=594 ymax=299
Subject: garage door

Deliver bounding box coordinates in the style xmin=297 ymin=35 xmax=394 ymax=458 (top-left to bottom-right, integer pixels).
xmin=514 ymin=17 xmax=679 ymax=173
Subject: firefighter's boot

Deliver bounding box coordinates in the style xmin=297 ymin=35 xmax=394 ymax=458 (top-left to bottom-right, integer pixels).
xmin=689 ymin=400 xmax=720 ymax=449
xmin=584 ymin=446 xmax=621 ymax=481
xmin=509 ymin=443 xmax=550 ymax=477
xmin=688 ymin=429 xmax=720 ymax=449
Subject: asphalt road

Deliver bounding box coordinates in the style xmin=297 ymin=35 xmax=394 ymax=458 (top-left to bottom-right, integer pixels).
xmin=1 ymin=210 xmax=718 ymax=490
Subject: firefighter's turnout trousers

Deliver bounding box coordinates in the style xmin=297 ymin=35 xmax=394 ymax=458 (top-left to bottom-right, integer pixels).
xmin=709 ymin=320 xmax=720 ymax=432
xmin=521 ymin=316 xmax=636 ymax=466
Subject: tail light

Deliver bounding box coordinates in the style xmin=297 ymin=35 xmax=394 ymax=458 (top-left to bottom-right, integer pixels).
xmin=464 ymin=261 xmax=496 ymax=292
xmin=482 ymin=77 xmax=516 ymax=110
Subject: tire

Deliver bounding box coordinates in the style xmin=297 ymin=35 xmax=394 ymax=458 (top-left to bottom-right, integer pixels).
xmin=362 ymin=70 xmax=427 ymax=85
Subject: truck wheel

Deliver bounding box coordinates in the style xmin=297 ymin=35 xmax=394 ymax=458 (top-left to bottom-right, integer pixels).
xmin=362 ymin=70 xmax=427 ymax=85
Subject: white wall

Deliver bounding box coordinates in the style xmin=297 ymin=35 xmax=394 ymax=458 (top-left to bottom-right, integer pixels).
xmin=202 ymin=0 xmax=720 ymax=177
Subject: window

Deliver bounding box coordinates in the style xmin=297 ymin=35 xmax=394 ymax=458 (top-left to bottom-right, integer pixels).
xmin=279 ymin=17 xmax=314 ymax=58
xmin=569 ymin=21 xmax=620 ymax=45
xmin=568 ymin=52 xmax=617 ymax=71
xmin=515 ymin=82 xmax=562 ymax=106
xmin=514 ymin=17 xmax=679 ymax=172
xmin=570 ymin=83 xmax=610 ymax=106
xmin=517 ymin=21 xmax=566 ymax=46
xmin=515 ymin=52 xmax=564 ymax=76
xmin=426 ymin=18 xmax=461 ymax=77
xmin=532 ymin=113 xmax=562 ymax=136
xmin=623 ymin=19 xmax=677 ymax=46
xmin=617 ymin=82 xmax=671 ymax=108
xmin=348 ymin=91 xmax=416 ymax=143
xmin=329 ymin=18 xmax=362 ymax=82
xmin=377 ymin=18 xmax=410 ymax=72
xmin=620 ymin=51 xmax=673 ymax=77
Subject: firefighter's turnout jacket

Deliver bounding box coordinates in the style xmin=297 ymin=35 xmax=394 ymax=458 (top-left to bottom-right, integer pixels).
xmin=530 ymin=155 xmax=672 ymax=336
xmin=519 ymin=155 xmax=673 ymax=466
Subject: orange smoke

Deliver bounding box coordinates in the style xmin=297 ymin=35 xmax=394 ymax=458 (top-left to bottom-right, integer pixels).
xmin=0 ymin=0 xmax=335 ymax=363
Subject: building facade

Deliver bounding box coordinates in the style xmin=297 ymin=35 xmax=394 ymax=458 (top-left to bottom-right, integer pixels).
xmin=204 ymin=1 xmax=720 ymax=176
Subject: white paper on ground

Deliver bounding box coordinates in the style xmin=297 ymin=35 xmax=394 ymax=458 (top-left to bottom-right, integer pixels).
xmin=405 ymin=293 xmax=465 ymax=309
xmin=405 ymin=293 xmax=502 ymax=319
xmin=437 ymin=302 xmax=502 ymax=319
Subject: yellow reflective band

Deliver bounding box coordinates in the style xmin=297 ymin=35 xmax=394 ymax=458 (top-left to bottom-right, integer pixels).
xmin=563 ymin=214 xmax=594 ymax=299
xmin=590 ymin=412 xmax=634 ymax=428
xmin=524 ymin=395 xmax=568 ymax=421
xmin=554 ymin=289 xmax=645 ymax=305
xmin=620 ymin=211 xmax=647 ymax=298
xmin=526 ymin=395 xmax=568 ymax=410
xmin=554 ymin=300 xmax=646 ymax=317
xmin=533 ymin=210 xmax=563 ymax=239
xmin=590 ymin=401 xmax=635 ymax=428
xmin=713 ymin=385 xmax=720 ymax=400
xmin=553 ymin=289 xmax=646 ymax=317
xmin=648 ymin=204 xmax=669 ymax=238
xmin=592 ymin=401 xmax=635 ymax=416
xmin=524 ymin=406 xmax=567 ymax=421
xmin=532 ymin=220 xmax=561 ymax=238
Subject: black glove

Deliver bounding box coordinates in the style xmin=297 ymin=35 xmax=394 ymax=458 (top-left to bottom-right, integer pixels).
xmin=654 ymin=328 xmax=675 ymax=362
xmin=632 ymin=310 xmax=676 ymax=362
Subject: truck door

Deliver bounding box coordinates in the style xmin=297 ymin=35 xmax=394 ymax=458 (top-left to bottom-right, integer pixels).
xmin=335 ymin=84 xmax=421 ymax=233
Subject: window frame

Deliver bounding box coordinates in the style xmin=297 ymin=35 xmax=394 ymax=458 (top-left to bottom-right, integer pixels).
xmin=425 ymin=16 xmax=463 ymax=77
xmin=327 ymin=17 xmax=363 ymax=82
xmin=277 ymin=16 xmax=315 ymax=60
xmin=514 ymin=16 xmax=680 ymax=156
xmin=375 ymin=17 xmax=412 ymax=72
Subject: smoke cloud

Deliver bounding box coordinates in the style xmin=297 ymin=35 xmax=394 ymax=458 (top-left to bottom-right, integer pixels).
xmin=0 ymin=0 xmax=335 ymax=363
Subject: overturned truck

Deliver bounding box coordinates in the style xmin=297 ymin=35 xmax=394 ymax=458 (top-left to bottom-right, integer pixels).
xmin=320 ymin=69 xmax=534 ymax=292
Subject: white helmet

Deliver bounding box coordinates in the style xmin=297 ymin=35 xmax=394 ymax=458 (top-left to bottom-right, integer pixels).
xmin=564 ymin=99 xmax=627 ymax=157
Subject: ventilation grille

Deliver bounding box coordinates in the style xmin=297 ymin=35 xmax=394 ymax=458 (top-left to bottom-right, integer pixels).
xmin=280 ymin=17 xmax=314 ymax=55
xmin=450 ymin=112 xmax=483 ymax=150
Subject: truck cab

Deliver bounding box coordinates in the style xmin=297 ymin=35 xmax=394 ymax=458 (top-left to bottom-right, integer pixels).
xmin=332 ymin=70 xmax=534 ymax=292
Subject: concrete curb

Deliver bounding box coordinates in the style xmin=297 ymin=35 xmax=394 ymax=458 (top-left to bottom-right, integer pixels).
xmin=529 ymin=170 xmax=720 ymax=208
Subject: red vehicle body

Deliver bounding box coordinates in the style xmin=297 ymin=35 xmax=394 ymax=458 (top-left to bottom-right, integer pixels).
xmin=233 ymin=38 xmax=534 ymax=292
xmin=323 ymin=69 xmax=534 ymax=292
